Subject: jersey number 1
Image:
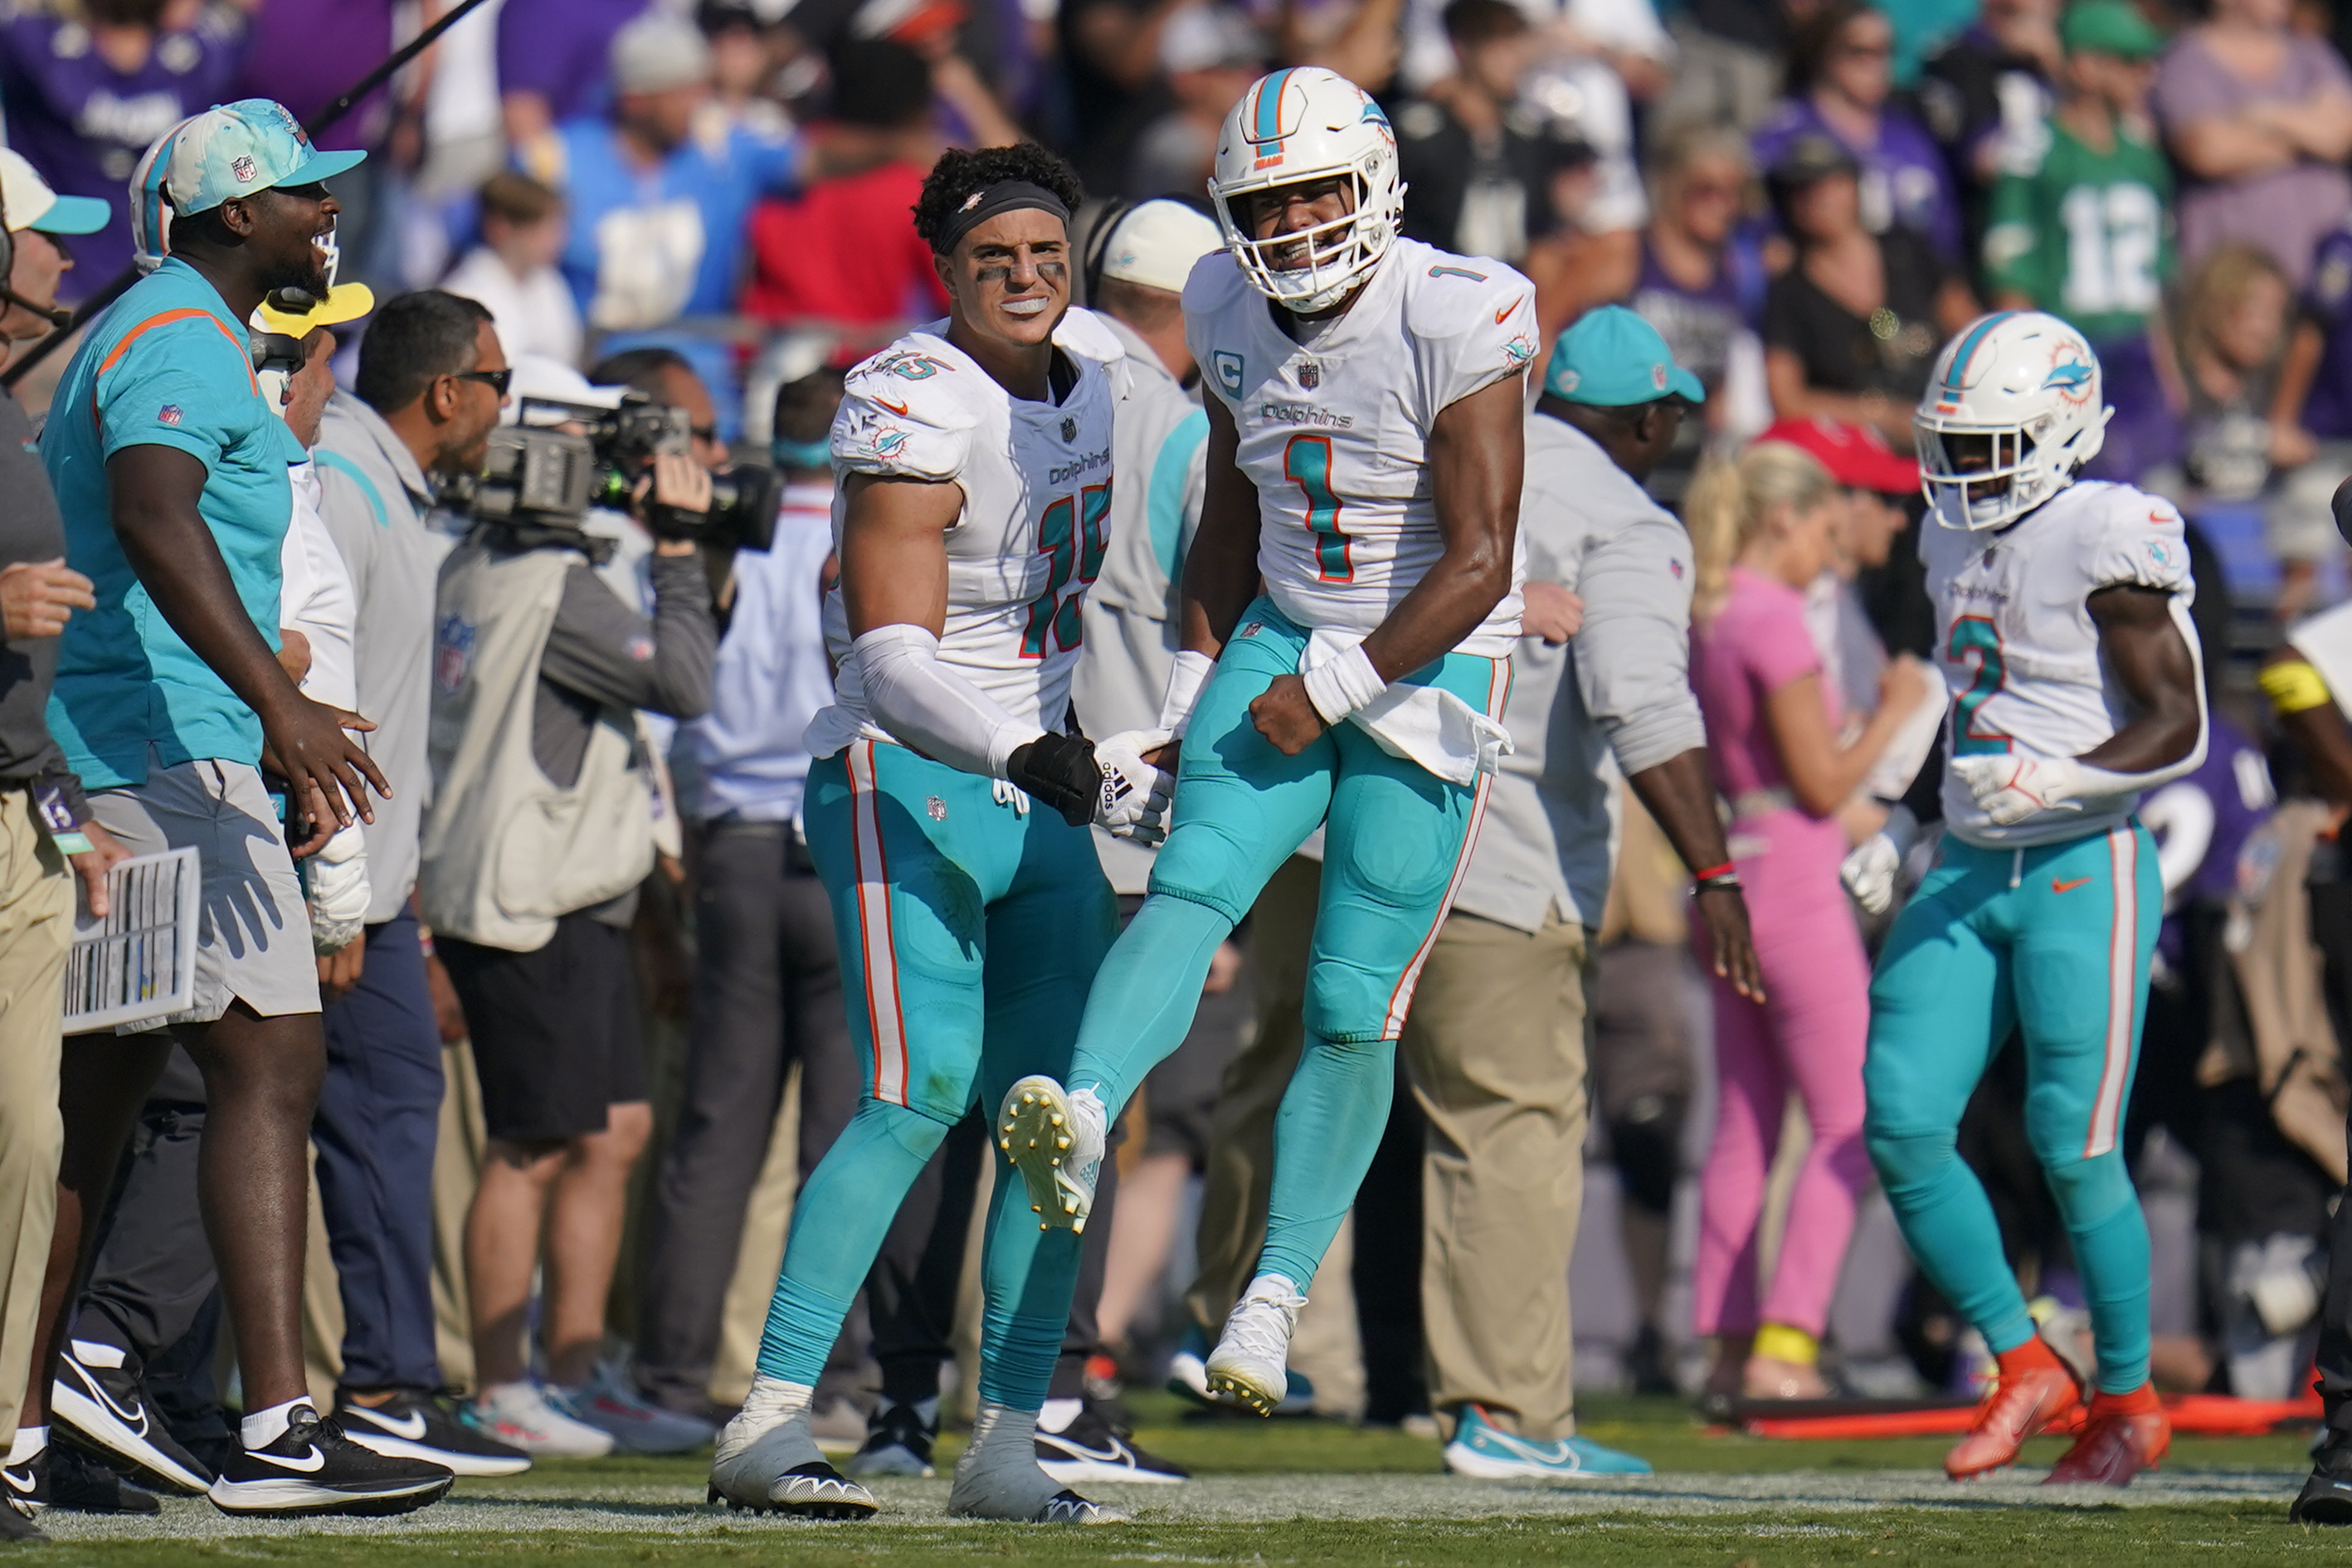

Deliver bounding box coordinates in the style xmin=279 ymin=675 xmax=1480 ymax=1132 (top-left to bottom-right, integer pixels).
xmin=1947 ymin=615 xmax=2011 ymax=756
xmin=1021 ymin=481 xmax=1112 ymax=658
xmin=1284 ymin=434 xmax=1351 ymax=582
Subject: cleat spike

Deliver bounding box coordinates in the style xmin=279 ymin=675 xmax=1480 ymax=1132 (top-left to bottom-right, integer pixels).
xmin=1050 ymin=1114 xmax=1064 ymax=1127
xmin=1057 ymin=1137 xmax=1071 ymax=1149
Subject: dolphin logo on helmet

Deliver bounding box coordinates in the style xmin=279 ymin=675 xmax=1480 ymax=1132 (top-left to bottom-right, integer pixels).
xmin=1915 ymin=310 xmax=2113 ymax=532
xmin=1208 ymin=66 xmax=1407 ymax=315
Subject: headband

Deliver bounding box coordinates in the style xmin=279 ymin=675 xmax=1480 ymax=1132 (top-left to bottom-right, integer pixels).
xmin=934 ymin=180 xmax=1071 ymax=256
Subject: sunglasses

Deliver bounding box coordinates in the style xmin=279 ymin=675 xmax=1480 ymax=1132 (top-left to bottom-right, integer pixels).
xmin=1834 ymin=40 xmax=1892 ymax=57
xmin=451 ymin=368 xmax=512 ymax=395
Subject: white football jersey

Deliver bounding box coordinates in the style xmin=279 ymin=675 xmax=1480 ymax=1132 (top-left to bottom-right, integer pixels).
xmin=1184 ymin=236 xmax=1536 ymax=657
xmin=805 ymin=310 xmax=1122 ymax=760
xmin=1925 ymin=479 xmax=2203 ymax=847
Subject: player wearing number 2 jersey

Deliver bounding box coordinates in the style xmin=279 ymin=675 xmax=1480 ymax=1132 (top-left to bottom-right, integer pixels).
xmin=1856 ymin=309 xmax=2206 ymax=1488
xmin=993 ymin=65 xmax=1535 ymax=1419
xmin=709 ymin=145 xmax=1171 ymax=1527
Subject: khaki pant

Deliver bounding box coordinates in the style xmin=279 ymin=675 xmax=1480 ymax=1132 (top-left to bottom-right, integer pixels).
xmin=0 ymin=792 xmax=76 ymax=1437
xmin=1400 ymin=908 xmax=1591 ymax=1441
xmin=1182 ymin=855 xmax=1361 ymax=1417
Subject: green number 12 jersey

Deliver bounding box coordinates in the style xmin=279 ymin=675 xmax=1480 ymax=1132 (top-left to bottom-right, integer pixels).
xmin=1981 ymin=117 xmax=2174 ymax=344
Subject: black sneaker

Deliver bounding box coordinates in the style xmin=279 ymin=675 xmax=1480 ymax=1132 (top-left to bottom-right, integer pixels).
xmin=845 ymin=1397 xmax=936 ymax=1478
xmin=335 ymin=1390 xmax=531 ymax=1478
xmin=2 ymin=1443 xmax=160 ymax=1515
xmin=51 ymin=1336 xmax=212 ymax=1494
xmin=0 ymin=1498 xmax=41 ymax=1542
xmin=2295 ymin=1431 xmax=2352 ymax=1524
xmin=207 ymin=1406 xmax=454 ymax=1518
xmin=1035 ymin=1402 xmax=1187 ymax=1484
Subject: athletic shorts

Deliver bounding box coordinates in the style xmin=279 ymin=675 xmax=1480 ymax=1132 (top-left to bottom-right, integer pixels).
xmin=441 ymin=913 xmax=646 ymax=1142
xmin=85 ymin=751 xmax=319 ymax=1028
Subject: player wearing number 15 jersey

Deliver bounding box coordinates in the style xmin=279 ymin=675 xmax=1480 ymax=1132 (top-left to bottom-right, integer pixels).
xmin=994 ymin=65 xmax=1535 ymax=1419
xmin=709 ymin=145 xmax=1171 ymax=1527
xmin=1857 ymin=310 xmax=2206 ymax=1489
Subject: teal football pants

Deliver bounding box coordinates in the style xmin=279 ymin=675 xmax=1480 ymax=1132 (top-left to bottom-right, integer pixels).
xmin=1863 ymin=821 xmax=2159 ymax=1394
xmin=753 ymin=738 xmax=1116 ymax=1410
xmin=1066 ymin=597 xmax=1506 ymax=1293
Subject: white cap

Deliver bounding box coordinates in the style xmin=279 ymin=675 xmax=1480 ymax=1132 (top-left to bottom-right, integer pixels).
xmin=611 ymin=14 xmax=713 ymax=95
xmin=1098 ymin=199 xmax=1224 ymax=295
xmin=1160 ymin=4 xmax=1263 ymax=74
xmin=0 ymin=147 xmax=108 ymax=236
xmin=505 ymin=353 xmax=624 ymax=426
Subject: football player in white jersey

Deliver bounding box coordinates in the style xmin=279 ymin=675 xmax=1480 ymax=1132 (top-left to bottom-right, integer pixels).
xmin=707 ymin=144 xmax=1171 ymax=1525
xmin=993 ymin=65 xmax=1537 ymax=1416
xmin=1850 ymin=311 xmax=2206 ymax=1487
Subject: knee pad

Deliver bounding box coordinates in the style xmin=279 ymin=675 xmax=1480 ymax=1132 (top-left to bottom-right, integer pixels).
xmin=1609 ymin=1095 xmax=1684 ymax=1215
xmin=1303 ymin=951 xmax=1410 ymax=1044
xmin=2034 ymin=1147 xmax=2135 ymax=1231
xmin=1864 ymin=1121 xmax=1955 ymax=1198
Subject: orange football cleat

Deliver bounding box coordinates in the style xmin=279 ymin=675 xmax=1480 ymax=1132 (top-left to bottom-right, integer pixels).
xmin=1945 ymin=1356 xmax=2083 ymax=1480
xmin=2043 ymin=1389 xmax=2169 ymax=1487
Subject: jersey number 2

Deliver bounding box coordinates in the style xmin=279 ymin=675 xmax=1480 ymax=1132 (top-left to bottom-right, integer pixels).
xmin=1947 ymin=615 xmax=2011 ymax=756
xmin=1285 ymin=434 xmax=1351 ymax=582
xmin=1021 ymin=481 xmax=1112 ymax=658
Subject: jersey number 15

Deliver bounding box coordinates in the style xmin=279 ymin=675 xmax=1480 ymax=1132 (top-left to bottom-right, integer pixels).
xmin=1021 ymin=481 xmax=1112 ymax=658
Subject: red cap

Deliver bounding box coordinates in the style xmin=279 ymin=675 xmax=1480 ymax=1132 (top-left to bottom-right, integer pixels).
xmin=1755 ymin=417 xmax=1919 ymax=494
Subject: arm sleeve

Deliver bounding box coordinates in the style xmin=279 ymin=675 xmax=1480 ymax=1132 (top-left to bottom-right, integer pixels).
xmin=1570 ymin=498 xmax=1709 ymax=777
xmin=538 ymin=553 xmax=717 ymax=719
xmin=855 ymin=623 xmax=1042 ymax=778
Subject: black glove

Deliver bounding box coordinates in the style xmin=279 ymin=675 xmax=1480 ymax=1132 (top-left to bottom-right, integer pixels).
xmin=1006 ymin=731 xmax=1101 ymax=826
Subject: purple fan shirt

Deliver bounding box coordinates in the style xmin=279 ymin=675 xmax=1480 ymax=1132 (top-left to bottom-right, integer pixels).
xmin=228 ymin=0 xmax=396 ymax=151
xmin=1751 ymin=96 xmax=1962 ymax=258
xmin=2298 ymin=223 xmax=2352 ymax=441
xmin=496 ymin=0 xmax=650 ymax=126
xmin=0 ymin=7 xmax=246 ymax=290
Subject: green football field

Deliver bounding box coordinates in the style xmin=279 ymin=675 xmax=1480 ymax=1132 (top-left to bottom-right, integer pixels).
xmin=18 ymin=1393 xmax=2342 ymax=1566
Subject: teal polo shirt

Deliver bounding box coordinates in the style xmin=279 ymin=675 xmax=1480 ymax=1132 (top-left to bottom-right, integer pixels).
xmin=41 ymin=258 xmax=301 ymax=789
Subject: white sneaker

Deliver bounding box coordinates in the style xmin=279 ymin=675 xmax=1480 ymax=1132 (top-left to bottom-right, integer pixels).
xmin=1205 ymin=1276 xmax=1306 ymax=1417
xmin=464 ymin=1381 xmax=615 ymax=1458
xmin=566 ymin=1365 xmax=718 ymax=1454
xmin=997 ymin=1077 xmax=1104 ymax=1233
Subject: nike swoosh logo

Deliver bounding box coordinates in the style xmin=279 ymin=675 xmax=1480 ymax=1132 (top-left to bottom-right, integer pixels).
xmin=70 ymin=1359 xmax=149 ymax=1438
xmin=251 ymin=1444 xmax=326 ymax=1473
xmin=1494 ymin=303 xmax=1517 ymax=324
xmin=355 ymin=1409 xmax=427 ymax=1440
xmin=1040 ymin=1435 xmax=1130 ymax=1463
xmin=3 ymin=1468 xmax=32 ymax=1496
xmin=2053 ymin=876 xmax=2093 ymax=894
xmin=877 ymin=398 xmax=909 ymax=416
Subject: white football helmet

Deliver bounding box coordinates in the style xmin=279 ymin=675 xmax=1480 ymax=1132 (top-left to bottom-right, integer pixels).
xmin=1208 ymin=66 xmax=1405 ymax=314
xmin=1916 ymin=309 xmax=2111 ymax=531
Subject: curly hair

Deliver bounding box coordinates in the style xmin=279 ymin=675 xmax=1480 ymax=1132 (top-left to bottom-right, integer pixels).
xmin=912 ymin=144 xmax=1085 ymax=255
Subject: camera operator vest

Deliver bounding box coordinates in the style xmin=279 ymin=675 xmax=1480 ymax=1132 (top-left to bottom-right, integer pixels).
xmin=420 ymin=536 xmax=656 ymax=952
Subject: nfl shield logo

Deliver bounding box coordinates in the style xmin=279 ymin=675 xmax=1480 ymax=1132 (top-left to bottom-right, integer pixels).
xmin=231 ymin=155 xmax=256 ymax=183
xmin=926 ymin=796 xmax=948 ymax=821
xmin=1060 ymin=417 xmax=1076 ymax=442
xmin=1299 ymin=363 xmax=1320 ymax=389
xmin=156 ymin=404 xmax=183 ymax=426
xmin=434 ymin=614 xmax=475 ymax=694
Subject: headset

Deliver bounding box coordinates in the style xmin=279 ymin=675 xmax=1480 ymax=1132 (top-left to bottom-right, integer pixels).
xmin=0 ymin=185 xmax=75 ymax=332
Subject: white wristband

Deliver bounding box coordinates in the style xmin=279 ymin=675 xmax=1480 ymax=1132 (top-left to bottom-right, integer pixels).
xmin=1158 ymin=650 xmax=1215 ymax=738
xmin=1301 ymin=643 xmax=1385 ymax=726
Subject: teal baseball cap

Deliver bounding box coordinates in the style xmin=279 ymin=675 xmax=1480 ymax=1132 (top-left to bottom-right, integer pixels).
xmin=159 ymin=99 xmax=365 ymax=216
xmin=1543 ymin=305 xmax=1706 ymax=407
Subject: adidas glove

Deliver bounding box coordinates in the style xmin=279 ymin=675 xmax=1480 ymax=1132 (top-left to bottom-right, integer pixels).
xmin=1006 ymin=731 xmax=1101 ymax=827
xmin=1094 ymin=729 xmax=1174 ymax=846
xmin=1950 ymin=751 xmax=2086 ymax=827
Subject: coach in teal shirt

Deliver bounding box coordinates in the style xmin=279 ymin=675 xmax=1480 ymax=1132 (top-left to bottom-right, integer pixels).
xmin=42 ymin=251 xmax=304 ymax=786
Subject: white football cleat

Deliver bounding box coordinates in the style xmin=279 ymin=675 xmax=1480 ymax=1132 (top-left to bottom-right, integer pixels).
xmin=708 ymin=1405 xmax=877 ymax=1520
xmin=997 ymin=1076 xmax=1105 ymax=1234
xmin=1205 ymin=1276 xmax=1307 ymax=1417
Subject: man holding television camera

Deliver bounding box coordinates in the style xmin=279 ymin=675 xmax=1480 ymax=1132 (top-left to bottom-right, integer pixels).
xmin=420 ymin=392 xmax=723 ymax=1459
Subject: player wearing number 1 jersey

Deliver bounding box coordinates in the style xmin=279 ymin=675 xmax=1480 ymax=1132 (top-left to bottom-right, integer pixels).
xmin=1855 ymin=310 xmax=2206 ymax=1488
xmin=994 ymin=65 xmax=1536 ymax=1418
xmin=708 ymin=145 xmax=1171 ymax=1527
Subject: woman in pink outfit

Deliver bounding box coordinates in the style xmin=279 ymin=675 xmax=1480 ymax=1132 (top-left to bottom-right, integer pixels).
xmin=1685 ymin=443 xmax=1929 ymax=1403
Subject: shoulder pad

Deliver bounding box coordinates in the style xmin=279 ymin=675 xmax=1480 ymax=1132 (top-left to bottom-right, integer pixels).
xmin=1399 ymin=245 xmax=1537 ymax=338
xmin=841 ymin=336 xmax=983 ymax=430
xmin=1054 ymin=307 xmax=1127 ymax=367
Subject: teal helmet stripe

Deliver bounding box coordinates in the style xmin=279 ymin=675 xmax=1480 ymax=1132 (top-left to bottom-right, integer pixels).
xmin=1944 ymin=311 xmax=2019 ymax=395
xmin=1254 ymin=68 xmax=1295 ymax=144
